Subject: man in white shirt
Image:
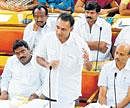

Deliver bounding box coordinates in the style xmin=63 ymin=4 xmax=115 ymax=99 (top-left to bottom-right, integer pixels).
xmin=35 ymin=13 xmax=91 ymax=108
xmin=112 ymin=26 xmax=130 ymax=56
xmin=23 ymin=5 xmax=55 ymax=53
xmin=0 ymin=40 xmax=46 ymax=101
xmin=98 ymin=43 xmax=130 ymax=108
xmin=74 ymin=1 xmax=112 ymax=62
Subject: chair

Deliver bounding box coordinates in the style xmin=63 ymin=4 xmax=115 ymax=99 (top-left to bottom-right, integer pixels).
xmin=76 ymin=69 xmax=99 ymax=107
xmin=0 ymin=28 xmax=23 ymax=55
xmin=0 ymin=27 xmax=24 ymax=75
xmin=0 ymin=67 xmax=3 ymax=75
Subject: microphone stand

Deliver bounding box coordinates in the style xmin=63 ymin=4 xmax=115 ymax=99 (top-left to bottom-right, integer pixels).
xmin=95 ymin=27 xmax=102 ymax=71
xmin=49 ymin=66 xmax=52 ymax=108
xmin=114 ymin=72 xmax=117 ymax=108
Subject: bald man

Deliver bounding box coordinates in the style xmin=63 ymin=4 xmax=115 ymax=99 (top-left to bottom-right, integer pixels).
xmin=98 ymin=43 xmax=130 ymax=108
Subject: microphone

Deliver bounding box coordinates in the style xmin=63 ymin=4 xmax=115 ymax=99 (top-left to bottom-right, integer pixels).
xmin=49 ymin=66 xmax=52 ymax=71
xmin=49 ymin=65 xmax=52 ymax=108
xmin=95 ymin=27 xmax=102 ymax=71
xmin=114 ymin=72 xmax=117 ymax=108
xmin=40 ymin=94 xmax=57 ymax=102
xmin=22 ymin=13 xmax=32 ymax=24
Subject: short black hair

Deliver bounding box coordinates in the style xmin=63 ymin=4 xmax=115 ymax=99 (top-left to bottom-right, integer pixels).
xmin=57 ymin=13 xmax=75 ymax=27
xmin=32 ymin=5 xmax=48 ymax=16
xmin=13 ymin=40 xmax=29 ymax=52
xmin=85 ymin=1 xmax=101 ymax=13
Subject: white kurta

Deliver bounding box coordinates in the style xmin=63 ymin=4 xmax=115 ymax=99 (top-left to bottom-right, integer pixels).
xmin=98 ymin=59 xmax=130 ymax=108
xmin=74 ymin=15 xmax=112 ymax=61
xmin=1 ymin=55 xmax=47 ymax=100
xmin=36 ymin=31 xmax=91 ymax=108
xmin=23 ymin=19 xmax=55 ymax=53
xmin=114 ymin=26 xmax=130 ymax=46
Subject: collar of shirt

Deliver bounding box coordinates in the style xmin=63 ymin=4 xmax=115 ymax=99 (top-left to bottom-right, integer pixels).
xmin=13 ymin=55 xmax=33 ymax=66
xmin=112 ymin=59 xmax=130 ymax=71
xmin=61 ymin=32 xmax=74 ymax=46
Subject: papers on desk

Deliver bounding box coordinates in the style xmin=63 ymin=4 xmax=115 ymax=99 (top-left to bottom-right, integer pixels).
xmin=113 ymin=18 xmax=130 ymax=28
xmin=0 ymin=15 xmax=12 ymax=22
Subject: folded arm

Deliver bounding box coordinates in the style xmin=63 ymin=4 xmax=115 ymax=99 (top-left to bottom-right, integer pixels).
xmin=87 ymin=41 xmax=108 ymax=53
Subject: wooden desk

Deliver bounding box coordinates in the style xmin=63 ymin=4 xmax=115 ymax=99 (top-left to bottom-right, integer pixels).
xmin=0 ymin=9 xmax=33 ymax=26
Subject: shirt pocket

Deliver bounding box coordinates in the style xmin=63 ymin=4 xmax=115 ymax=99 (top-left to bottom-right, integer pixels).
xmin=120 ymin=76 xmax=130 ymax=88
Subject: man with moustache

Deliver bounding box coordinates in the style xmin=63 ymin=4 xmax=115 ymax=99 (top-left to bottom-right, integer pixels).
xmin=74 ymin=1 xmax=112 ymax=62
xmin=23 ymin=5 xmax=55 ymax=53
xmin=0 ymin=40 xmax=46 ymax=101
xmin=98 ymin=43 xmax=130 ymax=108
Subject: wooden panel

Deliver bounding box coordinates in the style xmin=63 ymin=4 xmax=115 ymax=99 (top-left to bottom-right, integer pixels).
xmin=81 ymin=70 xmax=99 ymax=99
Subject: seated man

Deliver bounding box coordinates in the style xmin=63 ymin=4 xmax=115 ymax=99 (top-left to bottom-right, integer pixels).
xmin=75 ymin=0 xmax=120 ymax=15
xmin=0 ymin=40 xmax=46 ymax=102
xmin=38 ymin=0 xmax=74 ymax=13
xmin=23 ymin=5 xmax=55 ymax=53
xmin=112 ymin=26 xmax=130 ymax=57
xmin=74 ymin=1 xmax=112 ymax=62
xmin=0 ymin=0 xmax=38 ymax=11
xmin=98 ymin=43 xmax=130 ymax=108
xmin=119 ymin=0 xmax=130 ymax=15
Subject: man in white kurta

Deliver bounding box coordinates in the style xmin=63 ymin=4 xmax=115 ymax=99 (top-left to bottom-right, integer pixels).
xmin=112 ymin=26 xmax=130 ymax=56
xmin=36 ymin=13 xmax=91 ymax=108
xmin=0 ymin=40 xmax=46 ymax=102
xmin=98 ymin=43 xmax=130 ymax=108
xmin=114 ymin=26 xmax=130 ymax=46
xmin=74 ymin=2 xmax=112 ymax=61
xmin=23 ymin=5 xmax=55 ymax=53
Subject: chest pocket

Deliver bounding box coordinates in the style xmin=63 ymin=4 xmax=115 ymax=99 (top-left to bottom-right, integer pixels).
xmin=119 ymin=76 xmax=130 ymax=89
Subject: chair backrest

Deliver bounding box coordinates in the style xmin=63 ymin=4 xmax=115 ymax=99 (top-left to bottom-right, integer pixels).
xmin=0 ymin=67 xmax=3 ymax=75
xmin=81 ymin=70 xmax=99 ymax=99
xmin=112 ymin=32 xmax=119 ymax=45
xmin=0 ymin=29 xmax=23 ymax=55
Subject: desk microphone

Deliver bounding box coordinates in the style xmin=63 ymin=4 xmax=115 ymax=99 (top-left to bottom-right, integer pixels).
xmin=49 ymin=66 xmax=52 ymax=108
xmin=114 ymin=72 xmax=117 ymax=108
xmin=95 ymin=27 xmax=102 ymax=71
xmin=22 ymin=13 xmax=32 ymax=24
xmin=40 ymin=94 xmax=57 ymax=102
